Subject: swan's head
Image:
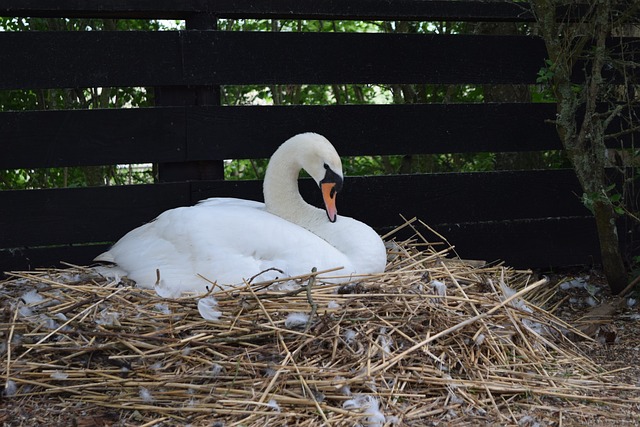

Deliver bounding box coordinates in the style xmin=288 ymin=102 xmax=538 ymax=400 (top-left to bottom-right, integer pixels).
xmin=287 ymin=133 xmax=344 ymax=223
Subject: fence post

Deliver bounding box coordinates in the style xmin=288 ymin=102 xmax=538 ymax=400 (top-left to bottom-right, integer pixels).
xmin=156 ymin=12 xmax=224 ymax=183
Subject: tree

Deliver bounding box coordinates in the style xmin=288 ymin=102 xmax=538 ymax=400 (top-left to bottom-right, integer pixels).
xmin=530 ymin=0 xmax=640 ymax=294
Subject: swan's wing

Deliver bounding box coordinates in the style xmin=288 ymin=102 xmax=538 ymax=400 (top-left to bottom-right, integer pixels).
xmin=95 ymin=201 xmax=352 ymax=295
xmin=196 ymin=197 xmax=264 ymax=209
xmin=313 ymin=215 xmax=387 ymax=276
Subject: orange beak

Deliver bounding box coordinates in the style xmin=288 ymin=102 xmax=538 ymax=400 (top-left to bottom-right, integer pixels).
xmin=321 ymin=182 xmax=338 ymax=223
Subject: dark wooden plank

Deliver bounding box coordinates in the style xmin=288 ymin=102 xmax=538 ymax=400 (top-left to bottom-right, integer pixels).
xmin=185 ymin=32 xmax=546 ymax=86
xmin=192 ymin=170 xmax=591 ymax=229
xmin=0 ymin=243 xmax=110 ymax=274
xmin=0 ymin=31 xmax=547 ymax=89
xmin=0 ymin=170 xmax=595 ymax=254
xmin=0 ymin=0 xmax=535 ymax=21
xmin=0 ymin=31 xmax=182 ymax=89
xmin=340 ymin=171 xmax=590 ymax=228
xmin=0 ymin=183 xmax=191 ymax=247
xmin=0 ymin=107 xmax=186 ymax=169
xmin=2 ymin=103 xmax=563 ymax=169
xmin=0 ymin=170 xmax=592 ymax=248
xmin=190 ymin=103 xmax=633 ymax=160
xmin=7 ymin=103 xmax=636 ymax=169
xmin=434 ymin=217 xmax=601 ymax=269
xmin=188 ymin=103 xmax=563 ymax=161
xmin=7 ymin=103 xmax=637 ymax=170
xmin=209 ymin=0 xmax=535 ymax=21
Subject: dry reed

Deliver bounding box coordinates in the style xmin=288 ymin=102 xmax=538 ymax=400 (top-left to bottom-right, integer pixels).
xmin=1 ymin=218 xmax=638 ymax=426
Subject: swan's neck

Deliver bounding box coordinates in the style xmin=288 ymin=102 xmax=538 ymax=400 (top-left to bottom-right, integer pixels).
xmin=263 ymin=143 xmax=324 ymax=226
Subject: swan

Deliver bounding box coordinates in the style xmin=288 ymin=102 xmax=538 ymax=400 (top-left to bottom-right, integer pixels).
xmin=94 ymin=132 xmax=387 ymax=296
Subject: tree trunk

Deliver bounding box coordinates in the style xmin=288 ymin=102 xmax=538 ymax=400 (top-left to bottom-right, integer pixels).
xmin=593 ymin=200 xmax=628 ymax=293
xmin=531 ymin=0 xmax=629 ymax=294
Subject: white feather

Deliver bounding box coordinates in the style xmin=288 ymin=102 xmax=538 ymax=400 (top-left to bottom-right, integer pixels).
xmin=430 ymin=280 xmax=447 ymax=297
xmin=4 ymin=380 xmax=17 ymax=396
xmin=344 ymin=329 xmax=357 ymax=344
xmin=139 ymin=387 xmax=154 ymax=402
xmin=500 ymin=281 xmax=547 ymax=336
xmin=377 ymin=328 xmax=393 ymax=356
xmin=474 ymin=333 xmax=486 ymax=346
xmin=209 ymin=363 xmax=223 ymax=377
xmin=343 ymin=394 xmax=385 ymax=427
xmin=17 ymin=305 xmax=33 ymax=318
xmin=50 ymin=371 xmax=68 ymax=380
xmin=95 ymin=309 xmax=120 ymax=326
xmin=267 ymin=398 xmax=281 ymax=412
xmin=327 ymin=300 xmax=340 ymax=309
xmin=284 ymin=312 xmax=309 ymax=329
xmin=39 ymin=315 xmax=59 ymax=330
xmin=93 ymin=265 xmax=127 ymax=282
xmin=197 ymin=296 xmax=222 ymax=321
xmin=53 ymin=313 xmax=68 ymax=322
xmin=559 ymin=277 xmax=588 ymax=290
xmin=154 ymin=303 xmax=171 ymax=314
xmin=21 ymin=289 xmax=43 ymax=305
xmin=332 ymin=376 xmax=351 ymax=395
xmin=387 ymin=415 xmax=400 ymax=425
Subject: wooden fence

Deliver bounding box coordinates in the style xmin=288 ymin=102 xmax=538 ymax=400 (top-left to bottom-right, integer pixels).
xmin=0 ymin=1 xmax=634 ymax=274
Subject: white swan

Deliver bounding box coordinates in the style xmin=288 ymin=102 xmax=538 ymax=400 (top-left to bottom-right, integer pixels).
xmin=95 ymin=133 xmax=387 ymax=296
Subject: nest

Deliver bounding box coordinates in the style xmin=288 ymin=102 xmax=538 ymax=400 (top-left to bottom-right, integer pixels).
xmin=1 ymin=218 xmax=638 ymax=426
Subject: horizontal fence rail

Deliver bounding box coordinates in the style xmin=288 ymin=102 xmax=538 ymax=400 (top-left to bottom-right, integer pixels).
xmin=0 ymin=0 xmax=536 ymax=21
xmin=2 ymin=104 xmax=564 ymax=169
xmin=0 ymin=32 xmax=547 ymax=89
xmin=0 ymin=169 xmax=591 ymax=248
xmin=4 ymin=103 xmax=635 ymax=170
xmin=1 ymin=31 xmax=633 ymax=90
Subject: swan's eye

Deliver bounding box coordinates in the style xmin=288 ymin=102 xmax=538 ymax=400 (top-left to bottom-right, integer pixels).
xmin=323 ymin=163 xmax=330 ymax=170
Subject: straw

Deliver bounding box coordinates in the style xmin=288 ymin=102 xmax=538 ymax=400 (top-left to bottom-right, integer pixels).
xmin=1 ymin=218 xmax=638 ymax=425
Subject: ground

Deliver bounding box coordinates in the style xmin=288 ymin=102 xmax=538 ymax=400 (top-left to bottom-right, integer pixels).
xmin=1 ymin=262 xmax=640 ymax=427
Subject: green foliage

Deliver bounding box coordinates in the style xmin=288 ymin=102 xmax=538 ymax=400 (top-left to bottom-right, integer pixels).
xmin=345 ymin=156 xmax=395 ymax=176
xmin=0 ymin=166 xmax=154 ymax=190
xmin=581 ymin=183 xmax=625 ymax=215
xmin=225 ymin=159 xmax=269 ymax=180
xmin=533 ymin=58 xmax=583 ymax=103
xmin=0 ymin=17 xmax=162 ymax=32
xmin=536 ymin=59 xmax=555 ymax=84
xmin=533 ymin=60 xmax=556 ymax=102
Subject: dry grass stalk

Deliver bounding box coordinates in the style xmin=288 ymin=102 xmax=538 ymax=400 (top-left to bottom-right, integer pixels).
xmin=1 ymin=218 xmax=639 ymax=426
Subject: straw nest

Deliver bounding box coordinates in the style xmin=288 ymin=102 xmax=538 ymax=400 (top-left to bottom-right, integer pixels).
xmin=1 ymin=219 xmax=639 ymax=426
